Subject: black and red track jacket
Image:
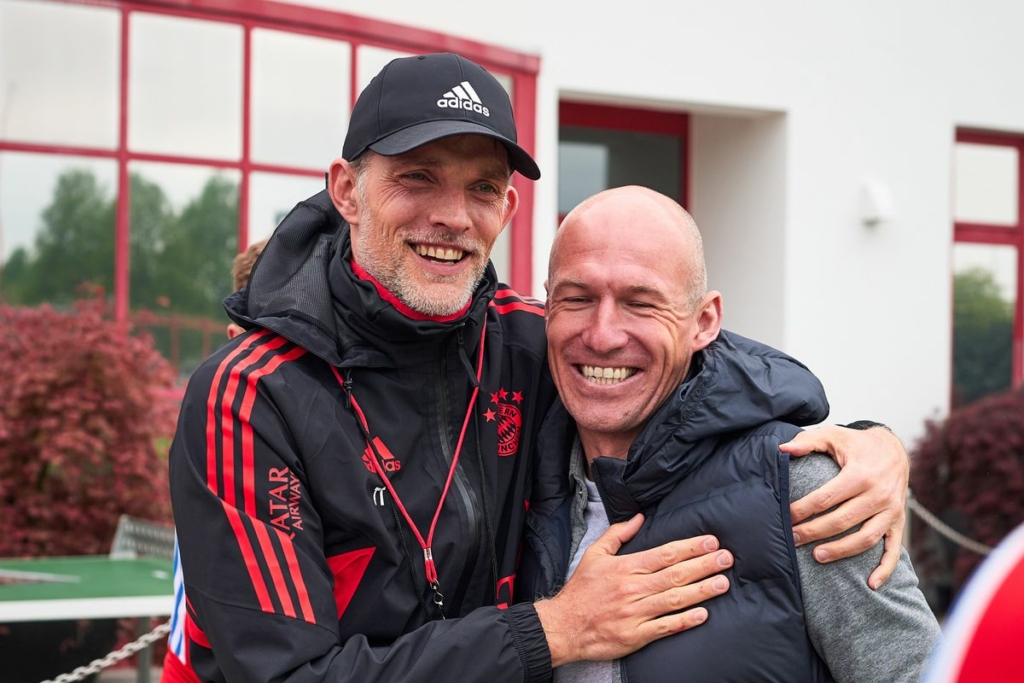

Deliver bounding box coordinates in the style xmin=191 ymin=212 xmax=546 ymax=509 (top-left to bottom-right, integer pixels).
xmin=169 ymin=190 xmax=564 ymax=683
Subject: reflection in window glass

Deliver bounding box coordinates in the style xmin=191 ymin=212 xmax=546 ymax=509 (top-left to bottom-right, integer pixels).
xmin=558 ymin=142 xmax=608 ymax=215
xmin=0 ymin=0 xmax=119 ymax=148
xmin=954 ymin=143 xmax=1019 ymax=226
xmin=952 ymin=243 xmax=1016 ymax=407
xmin=129 ymin=13 xmax=242 ymax=159
xmin=558 ymin=125 xmax=682 ymax=214
xmin=252 ymin=30 xmax=350 ymax=169
xmin=0 ymin=152 xmax=117 ymax=307
xmin=249 ymin=172 xmax=325 ymax=243
xmin=127 ymin=162 xmax=239 ymax=378
xmin=357 ymin=45 xmax=412 ymax=91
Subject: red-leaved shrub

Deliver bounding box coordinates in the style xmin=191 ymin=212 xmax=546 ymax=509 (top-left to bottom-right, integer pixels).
xmin=0 ymin=299 xmax=179 ymax=557
xmin=910 ymin=387 xmax=1024 ymax=610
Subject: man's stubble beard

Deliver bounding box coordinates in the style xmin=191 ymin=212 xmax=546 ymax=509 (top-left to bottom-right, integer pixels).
xmin=355 ymin=195 xmax=488 ymax=318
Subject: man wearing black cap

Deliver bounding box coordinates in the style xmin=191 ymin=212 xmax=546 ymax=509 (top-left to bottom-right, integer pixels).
xmin=168 ymin=53 xmax=910 ymax=683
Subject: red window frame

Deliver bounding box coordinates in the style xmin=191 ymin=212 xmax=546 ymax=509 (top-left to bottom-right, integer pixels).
xmin=557 ymin=101 xmax=690 ymax=223
xmin=954 ymin=129 xmax=1024 ymax=387
xmin=0 ymin=0 xmax=540 ymax=320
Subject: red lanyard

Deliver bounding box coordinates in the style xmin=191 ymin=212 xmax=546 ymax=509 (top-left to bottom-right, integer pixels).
xmin=331 ymin=320 xmax=486 ymax=615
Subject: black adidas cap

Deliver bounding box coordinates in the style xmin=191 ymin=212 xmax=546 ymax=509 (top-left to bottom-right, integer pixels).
xmin=342 ymin=53 xmax=541 ymax=180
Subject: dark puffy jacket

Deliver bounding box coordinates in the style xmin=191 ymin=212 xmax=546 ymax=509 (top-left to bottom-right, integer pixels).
xmin=520 ymin=331 xmax=836 ymax=682
xmin=169 ymin=190 xmax=563 ymax=683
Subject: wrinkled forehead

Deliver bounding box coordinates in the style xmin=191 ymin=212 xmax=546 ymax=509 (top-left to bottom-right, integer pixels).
xmin=386 ymin=134 xmax=512 ymax=176
xmin=549 ymin=250 xmax=688 ymax=308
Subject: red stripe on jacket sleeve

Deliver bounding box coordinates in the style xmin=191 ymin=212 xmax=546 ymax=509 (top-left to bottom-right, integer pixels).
xmin=206 ymin=334 xmax=313 ymax=623
xmin=233 ymin=345 xmax=316 ymax=622
xmin=279 ymin=527 xmax=317 ymax=623
xmin=238 ymin=344 xmax=306 ymax=516
xmin=205 ymin=330 xmax=271 ymax=494
xmin=221 ymin=501 xmax=275 ymax=612
xmin=219 ymin=336 xmax=290 ymax=507
xmin=252 ymin=522 xmax=297 ymax=619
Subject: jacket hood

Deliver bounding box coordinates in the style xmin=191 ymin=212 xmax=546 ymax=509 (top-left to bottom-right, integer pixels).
xmin=590 ymin=330 xmax=830 ymax=519
xmin=225 ymin=190 xmax=496 ymax=368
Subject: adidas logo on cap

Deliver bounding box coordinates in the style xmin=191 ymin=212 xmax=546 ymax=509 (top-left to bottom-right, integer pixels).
xmin=437 ymin=80 xmax=490 ymax=117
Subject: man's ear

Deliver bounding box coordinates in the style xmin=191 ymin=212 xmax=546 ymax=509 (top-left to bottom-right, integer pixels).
xmin=502 ymin=184 xmax=520 ymax=229
xmin=692 ymin=291 xmax=723 ymax=352
xmin=226 ymin=323 xmax=244 ymax=339
xmin=328 ymin=158 xmax=361 ymax=225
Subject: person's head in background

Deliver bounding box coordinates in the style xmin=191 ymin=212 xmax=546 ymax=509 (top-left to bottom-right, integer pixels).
xmin=227 ymin=238 xmax=269 ymax=339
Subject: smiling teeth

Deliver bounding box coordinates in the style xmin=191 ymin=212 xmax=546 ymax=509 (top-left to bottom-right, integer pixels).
xmin=581 ymin=365 xmax=636 ymax=385
xmin=415 ymin=244 xmax=464 ymax=261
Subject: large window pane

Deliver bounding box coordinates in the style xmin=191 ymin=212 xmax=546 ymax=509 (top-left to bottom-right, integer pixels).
xmin=127 ymin=162 xmax=239 ymax=378
xmin=952 ymin=243 xmax=1016 ymax=407
xmin=558 ymin=126 xmax=682 ymax=215
xmin=249 ymin=172 xmax=325 ymax=243
xmin=558 ymin=142 xmax=608 ymax=215
xmin=954 ymin=143 xmax=1019 ymax=226
xmin=252 ymin=29 xmax=350 ymax=169
xmin=0 ymin=152 xmax=117 ymax=307
xmin=357 ymin=45 xmax=412 ymax=91
xmin=129 ymin=13 xmax=242 ymax=160
xmin=0 ymin=0 xmax=119 ymax=148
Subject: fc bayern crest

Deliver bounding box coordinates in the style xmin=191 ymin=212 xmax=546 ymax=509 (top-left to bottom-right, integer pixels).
xmin=484 ymin=387 xmax=524 ymax=457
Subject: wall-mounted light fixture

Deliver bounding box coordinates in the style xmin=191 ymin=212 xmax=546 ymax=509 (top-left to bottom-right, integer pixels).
xmin=860 ymin=178 xmax=895 ymax=227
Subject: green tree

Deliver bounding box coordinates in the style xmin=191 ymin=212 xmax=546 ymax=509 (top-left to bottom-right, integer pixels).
xmin=1 ymin=246 xmax=33 ymax=303
xmin=3 ymin=168 xmax=238 ymax=316
xmin=127 ymin=173 xmax=177 ymax=312
xmin=2 ymin=169 xmax=116 ymax=306
xmin=953 ymin=267 xmax=1013 ymax=406
xmin=153 ymin=174 xmax=238 ymax=318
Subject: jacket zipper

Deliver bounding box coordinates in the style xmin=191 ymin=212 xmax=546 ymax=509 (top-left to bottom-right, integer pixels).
xmin=433 ymin=326 xmax=484 ymax=614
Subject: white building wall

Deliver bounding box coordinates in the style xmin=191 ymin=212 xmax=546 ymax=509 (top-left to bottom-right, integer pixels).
xmin=290 ymin=0 xmax=1023 ymax=442
xmin=691 ymin=112 xmax=787 ymax=352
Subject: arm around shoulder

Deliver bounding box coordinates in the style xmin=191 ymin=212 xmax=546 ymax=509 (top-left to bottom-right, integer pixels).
xmin=783 ymin=422 xmax=910 ymax=587
xmin=789 ymin=454 xmax=941 ymax=683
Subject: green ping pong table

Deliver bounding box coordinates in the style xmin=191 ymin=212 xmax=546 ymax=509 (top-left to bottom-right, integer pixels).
xmin=0 ymin=555 xmax=174 ymax=682
xmin=0 ymin=555 xmax=174 ymax=622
